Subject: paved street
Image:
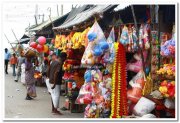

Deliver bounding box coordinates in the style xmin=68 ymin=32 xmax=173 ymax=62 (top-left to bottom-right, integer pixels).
xmin=5 ymin=66 xmax=83 ymax=118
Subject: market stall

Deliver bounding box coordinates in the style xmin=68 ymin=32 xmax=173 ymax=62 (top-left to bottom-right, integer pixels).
xmin=20 ymin=4 xmax=175 ymax=118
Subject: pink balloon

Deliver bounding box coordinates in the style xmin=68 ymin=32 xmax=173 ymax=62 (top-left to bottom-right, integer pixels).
xmin=38 ymin=36 xmax=46 ymax=45
xmin=36 ymin=44 xmax=43 ymax=52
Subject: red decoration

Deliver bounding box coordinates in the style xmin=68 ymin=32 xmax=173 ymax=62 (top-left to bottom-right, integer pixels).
xmin=110 ymin=43 xmax=128 ymax=118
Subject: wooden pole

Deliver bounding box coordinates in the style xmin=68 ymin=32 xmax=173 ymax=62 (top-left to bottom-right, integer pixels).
xmin=4 ymin=34 xmax=18 ymax=56
xmin=11 ymin=29 xmax=20 ymax=44
xmin=57 ymin=5 xmax=59 ymax=16
xmin=131 ymin=5 xmax=145 ymax=74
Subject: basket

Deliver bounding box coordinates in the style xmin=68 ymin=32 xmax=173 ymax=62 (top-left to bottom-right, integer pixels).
xmin=24 ymin=47 xmax=37 ymax=58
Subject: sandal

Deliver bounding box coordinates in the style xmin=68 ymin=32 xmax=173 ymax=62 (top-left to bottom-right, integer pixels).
xmin=60 ymin=107 xmax=68 ymax=111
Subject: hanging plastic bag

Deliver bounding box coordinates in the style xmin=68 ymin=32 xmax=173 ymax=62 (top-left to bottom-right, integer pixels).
xmin=139 ymin=24 xmax=144 ymax=49
xmin=143 ymin=24 xmax=150 ymax=50
xmin=81 ymin=21 xmax=108 ymax=66
xmin=91 ymin=69 xmax=103 ymax=83
xmin=132 ymin=26 xmax=138 ymax=51
xmin=120 ymin=25 xmax=129 ymax=45
xmin=87 ymin=20 xmax=106 ymax=43
xmin=81 ymin=42 xmax=96 ymax=66
xmin=84 ymin=103 xmax=99 ymax=118
xmin=102 ymin=27 xmax=115 ymax=64
xmin=75 ymin=82 xmax=93 ymax=104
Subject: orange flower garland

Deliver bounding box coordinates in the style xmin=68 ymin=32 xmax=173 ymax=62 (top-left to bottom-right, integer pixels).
xmin=110 ymin=42 xmax=128 ymax=118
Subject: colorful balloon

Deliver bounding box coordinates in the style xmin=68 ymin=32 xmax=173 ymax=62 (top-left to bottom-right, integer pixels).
xmin=30 ymin=41 xmax=37 ymax=49
xmin=38 ymin=36 xmax=46 ymax=45
xmin=43 ymin=45 xmax=49 ymax=53
xmin=36 ymin=44 xmax=43 ymax=52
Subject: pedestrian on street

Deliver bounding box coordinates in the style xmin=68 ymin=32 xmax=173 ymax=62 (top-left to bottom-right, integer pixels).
xmin=4 ymin=48 xmax=11 ymax=74
xmin=10 ymin=53 xmax=18 ymax=76
xmin=25 ymin=56 xmax=37 ymax=100
xmin=14 ymin=51 xmax=25 ymax=82
xmin=47 ymin=52 xmax=67 ymax=115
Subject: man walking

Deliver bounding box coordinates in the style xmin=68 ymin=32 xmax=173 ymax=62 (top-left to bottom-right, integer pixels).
xmin=4 ymin=48 xmax=11 ymax=74
xmin=15 ymin=52 xmax=25 ymax=82
xmin=47 ymin=52 xmax=67 ymax=115
xmin=10 ymin=53 xmax=18 ymax=76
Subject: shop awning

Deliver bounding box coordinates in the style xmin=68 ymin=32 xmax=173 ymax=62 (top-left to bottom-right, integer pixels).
xmin=26 ymin=13 xmax=69 ymax=32
xmin=10 ymin=34 xmax=30 ymax=44
xmin=53 ymin=5 xmax=117 ymax=30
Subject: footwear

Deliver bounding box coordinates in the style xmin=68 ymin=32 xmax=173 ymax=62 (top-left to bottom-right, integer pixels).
xmin=60 ymin=107 xmax=68 ymax=111
xmin=52 ymin=110 xmax=63 ymax=115
xmin=14 ymin=80 xmax=18 ymax=82
xmin=25 ymin=96 xmax=33 ymax=100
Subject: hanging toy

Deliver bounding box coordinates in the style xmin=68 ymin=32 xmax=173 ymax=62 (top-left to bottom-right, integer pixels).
xmin=92 ymin=44 xmax=103 ymax=56
xmin=139 ymin=24 xmax=144 ymax=49
xmin=132 ymin=26 xmax=138 ymax=51
xmin=128 ymin=25 xmax=133 ymax=52
xmin=120 ymin=26 xmax=129 ymax=45
xmin=143 ymin=24 xmax=150 ymax=50
xmin=88 ymin=32 xmax=97 ymax=42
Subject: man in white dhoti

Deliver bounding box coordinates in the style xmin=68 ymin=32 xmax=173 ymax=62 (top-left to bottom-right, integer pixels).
xmin=47 ymin=52 xmax=67 ymax=115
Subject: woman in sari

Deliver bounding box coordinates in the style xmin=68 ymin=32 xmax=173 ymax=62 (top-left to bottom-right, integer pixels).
xmin=25 ymin=56 xmax=37 ymax=100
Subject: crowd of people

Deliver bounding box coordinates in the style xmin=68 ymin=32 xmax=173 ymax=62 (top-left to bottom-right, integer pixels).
xmin=4 ymin=48 xmax=67 ymax=115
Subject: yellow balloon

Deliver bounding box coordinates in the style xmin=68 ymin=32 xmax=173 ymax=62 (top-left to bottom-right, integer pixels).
xmin=43 ymin=45 xmax=49 ymax=53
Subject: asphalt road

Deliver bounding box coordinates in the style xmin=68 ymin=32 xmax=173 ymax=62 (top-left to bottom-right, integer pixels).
xmin=4 ymin=66 xmax=83 ymax=118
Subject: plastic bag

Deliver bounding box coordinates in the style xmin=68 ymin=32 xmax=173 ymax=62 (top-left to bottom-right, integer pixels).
xmin=132 ymin=26 xmax=138 ymax=51
xmin=102 ymin=27 xmax=115 ymax=64
xmin=164 ymin=98 xmax=175 ymax=109
xmin=120 ymin=26 xmax=129 ymax=45
xmin=133 ymin=97 xmax=155 ymax=116
xmin=75 ymin=83 xmax=93 ymax=104
xmin=91 ymin=69 xmax=103 ymax=83
xmin=84 ymin=103 xmax=99 ymax=118
xmin=127 ymin=51 xmax=147 ymax=73
xmin=143 ymin=24 xmax=150 ymax=50
xmin=127 ymin=70 xmax=145 ymax=103
xmin=87 ymin=20 xmax=106 ymax=43
xmin=81 ymin=42 xmax=96 ymax=66
xmin=81 ymin=21 xmax=107 ymax=66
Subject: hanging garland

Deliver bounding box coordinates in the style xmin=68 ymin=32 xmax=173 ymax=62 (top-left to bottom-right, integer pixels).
xmin=110 ymin=42 xmax=128 ymax=118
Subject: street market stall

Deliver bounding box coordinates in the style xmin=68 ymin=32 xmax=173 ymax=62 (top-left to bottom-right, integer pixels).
xmin=18 ymin=4 xmax=176 ymax=118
